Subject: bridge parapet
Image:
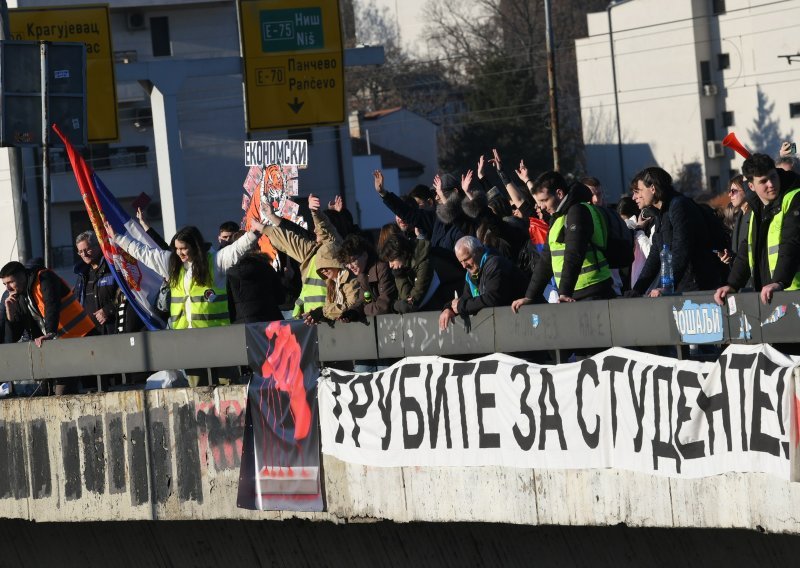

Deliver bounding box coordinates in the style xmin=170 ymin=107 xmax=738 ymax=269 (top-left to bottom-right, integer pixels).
xmin=1 ymin=292 xmax=799 ymax=532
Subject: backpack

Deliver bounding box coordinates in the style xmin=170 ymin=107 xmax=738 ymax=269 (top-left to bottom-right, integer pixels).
xmin=593 ymin=205 xmax=634 ymax=269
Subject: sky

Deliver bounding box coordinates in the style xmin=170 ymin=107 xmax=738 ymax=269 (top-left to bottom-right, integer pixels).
xmin=371 ymin=0 xmax=429 ymax=55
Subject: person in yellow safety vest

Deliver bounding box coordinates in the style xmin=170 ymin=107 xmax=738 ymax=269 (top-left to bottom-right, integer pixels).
xmin=114 ymin=222 xmax=265 ymax=329
xmin=512 ymin=172 xmax=616 ymax=312
xmin=260 ymin=194 xmax=360 ymax=324
xmin=715 ymin=152 xmax=800 ymax=306
xmin=1 ymin=260 xmax=99 ymax=394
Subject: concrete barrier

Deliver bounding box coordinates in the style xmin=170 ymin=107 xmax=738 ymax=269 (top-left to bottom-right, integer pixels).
xmin=1 ymin=385 xmax=800 ymax=535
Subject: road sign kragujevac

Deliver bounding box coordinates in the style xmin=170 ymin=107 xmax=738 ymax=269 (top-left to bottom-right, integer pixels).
xmin=238 ymin=0 xmax=344 ymax=131
xmin=9 ymin=5 xmax=118 ymax=142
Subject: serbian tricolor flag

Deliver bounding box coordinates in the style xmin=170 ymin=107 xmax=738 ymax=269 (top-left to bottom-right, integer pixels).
xmin=529 ymin=217 xmax=549 ymax=252
xmin=53 ymin=124 xmax=166 ymax=330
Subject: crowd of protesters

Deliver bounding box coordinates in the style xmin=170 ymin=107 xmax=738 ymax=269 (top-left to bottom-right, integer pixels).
xmin=2 ymin=141 xmax=800 ymax=393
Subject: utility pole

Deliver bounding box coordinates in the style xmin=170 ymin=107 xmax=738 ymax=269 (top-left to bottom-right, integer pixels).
xmin=607 ymin=0 xmax=633 ymax=193
xmin=40 ymin=41 xmax=51 ymax=268
xmin=0 ymin=0 xmax=31 ymax=262
xmin=544 ymin=0 xmax=560 ymax=172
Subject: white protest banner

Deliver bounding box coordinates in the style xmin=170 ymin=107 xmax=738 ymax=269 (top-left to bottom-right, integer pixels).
xmin=318 ymin=345 xmax=799 ymax=479
xmin=244 ymin=140 xmax=308 ymax=167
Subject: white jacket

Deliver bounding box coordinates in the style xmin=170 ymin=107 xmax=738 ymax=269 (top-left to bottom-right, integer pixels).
xmin=115 ymin=231 xmax=258 ymax=328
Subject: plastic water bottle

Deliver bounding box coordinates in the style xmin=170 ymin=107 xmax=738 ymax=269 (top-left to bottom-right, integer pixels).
xmin=660 ymin=244 xmax=674 ymax=294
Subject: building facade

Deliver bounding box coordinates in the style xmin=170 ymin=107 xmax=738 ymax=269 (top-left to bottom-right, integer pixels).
xmin=575 ymin=0 xmax=800 ymax=200
xmin=0 ymin=0 xmax=433 ymax=272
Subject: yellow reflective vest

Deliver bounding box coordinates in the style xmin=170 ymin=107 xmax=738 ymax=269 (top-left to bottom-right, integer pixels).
xmin=748 ymin=187 xmax=800 ymax=291
xmin=292 ymin=254 xmax=327 ymax=318
xmin=549 ymin=203 xmax=611 ymax=292
xmin=169 ymin=254 xmax=230 ymax=329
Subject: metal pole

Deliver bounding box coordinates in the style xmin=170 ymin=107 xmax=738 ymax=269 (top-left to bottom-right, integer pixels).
xmin=40 ymin=41 xmax=51 ymax=268
xmin=0 ymin=0 xmax=30 ymax=262
xmin=544 ymin=0 xmax=560 ymax=172
xmin=607 ymin=1 xmax=632 ymax=191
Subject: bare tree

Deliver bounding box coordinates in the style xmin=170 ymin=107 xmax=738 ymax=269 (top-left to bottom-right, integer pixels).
xmin=345 ymin=1 xmax=452 ymax=116
xmin=420 ymin=0 xmax=607 ymax=174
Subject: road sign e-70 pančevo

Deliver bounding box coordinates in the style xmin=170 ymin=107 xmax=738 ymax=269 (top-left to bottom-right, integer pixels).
xmin=238 ymin=0 xmax=344 ymax=131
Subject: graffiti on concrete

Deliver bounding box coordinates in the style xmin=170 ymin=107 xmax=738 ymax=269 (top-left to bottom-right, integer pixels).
xmin=0 ymin=395 xmax=248 ymax=508
xmin=196 ymin=400 xmax=245 ymax=471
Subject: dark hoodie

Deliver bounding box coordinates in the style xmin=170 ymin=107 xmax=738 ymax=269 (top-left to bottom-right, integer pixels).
xmin=727 ymin=169 xmax=800 ymax=290
xmin=226 ymin=253 xmax=285 ymax=324
xmin=525 ymin=183 xmax=614 ymax=301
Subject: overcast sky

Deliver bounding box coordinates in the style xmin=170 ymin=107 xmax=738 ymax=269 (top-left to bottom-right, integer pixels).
xmin=371 ymin=0 xmax=429 ymax=55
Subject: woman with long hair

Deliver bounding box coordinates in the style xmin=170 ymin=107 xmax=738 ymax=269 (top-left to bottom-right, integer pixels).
xmin=726 ymin=174 xmax=752 ymax=258
xmin=114 ymin=220 xmax=264 ymax=329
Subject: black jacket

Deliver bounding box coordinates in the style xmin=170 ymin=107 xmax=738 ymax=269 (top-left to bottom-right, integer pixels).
xmin=456 ymin=253 xmax=527 ymax=315
xmin=226 ymin=254 xmax=285 ymax=324
xmin=525 ymin=184 xmax=614 ymax=301
xmin=74 ymin=257 xmax=119 ymax=335
xmin=728 ymin=170 xmax=800 ymax=290
xmin=633 ymin=192 xmax=721 ymax=294
xmin=730 ymin=209 xmax=752 ymax=256
xmin=381 ymin=190 xmax=473 ymax=301
xmin=381 ymin=190 xmax=475 ymax=252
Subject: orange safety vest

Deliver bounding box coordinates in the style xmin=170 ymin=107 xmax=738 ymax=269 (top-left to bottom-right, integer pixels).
xmin=31 ymin=270 xmax=97 ymax=338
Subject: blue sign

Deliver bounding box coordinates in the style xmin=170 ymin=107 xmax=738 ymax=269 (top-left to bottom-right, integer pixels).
xmin=671 ymin=300 xmax=724 ymax=343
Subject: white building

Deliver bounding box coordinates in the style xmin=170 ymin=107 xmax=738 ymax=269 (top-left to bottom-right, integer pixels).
xmin=575 ymin=0 xmax=800 ymax=201
xmin=0 ymin=0 xmax=428 ymax=272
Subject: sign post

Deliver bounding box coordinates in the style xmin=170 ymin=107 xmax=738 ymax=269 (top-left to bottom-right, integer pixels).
xmin=238 ymin=0 xmax=344 ymax=131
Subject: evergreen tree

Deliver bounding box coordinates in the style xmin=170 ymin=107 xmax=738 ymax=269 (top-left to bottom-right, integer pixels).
xmin=747 ymin=85 xmax=793 ymax=154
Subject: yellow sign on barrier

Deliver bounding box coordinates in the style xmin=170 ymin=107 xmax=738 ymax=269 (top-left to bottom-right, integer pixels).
xmin=9 ymin=4 xmax=119 ymax=142
xmin=238 ymin=0 xmax=344 ymax=131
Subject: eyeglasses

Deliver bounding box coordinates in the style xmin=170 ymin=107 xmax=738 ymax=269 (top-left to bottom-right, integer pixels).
xmin=77 ymin=248 xmax=93 ymax=256
xmin=728 ymin=188 xmax=742 ymax=195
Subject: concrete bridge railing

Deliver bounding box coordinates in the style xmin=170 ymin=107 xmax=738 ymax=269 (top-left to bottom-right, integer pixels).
xmin=0 ymin=291 xmax=799 ymax=533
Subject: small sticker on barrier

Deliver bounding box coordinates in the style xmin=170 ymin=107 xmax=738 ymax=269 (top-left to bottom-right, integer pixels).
xmin=737 ymin=313 xmax=751 ymax=340
xmin=727 ymin=295 xmax=737 ymax=315
xmin=130 ymin=337 xmax=135 ymax=346
xmin=761 ymin=305 xmax=787 ymax=326
xmin=531 ymin=314 xmax=540 ymax=328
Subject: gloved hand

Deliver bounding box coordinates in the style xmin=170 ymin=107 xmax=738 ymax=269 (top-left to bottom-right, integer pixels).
xmin=393 ymin=299 xmax=413 ymax=314
xmin=338 ymin=309 xmax=364 ymax=323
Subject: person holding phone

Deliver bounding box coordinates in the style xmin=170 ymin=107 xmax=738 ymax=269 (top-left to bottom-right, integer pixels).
xmin=777 ymin=141 xmax=798 ymax=173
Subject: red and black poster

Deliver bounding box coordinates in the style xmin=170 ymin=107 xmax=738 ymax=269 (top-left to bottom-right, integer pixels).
xmin=237 ymin=321 xmax=323 ymax=512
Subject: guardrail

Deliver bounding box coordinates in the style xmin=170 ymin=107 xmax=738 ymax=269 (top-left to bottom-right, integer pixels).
xmin=0 ymin=291 xmax=797 ymax=382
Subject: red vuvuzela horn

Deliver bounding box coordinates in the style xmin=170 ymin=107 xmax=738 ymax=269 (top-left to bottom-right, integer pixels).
xmin=722 ymin=132 xmax=752 ymax=159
